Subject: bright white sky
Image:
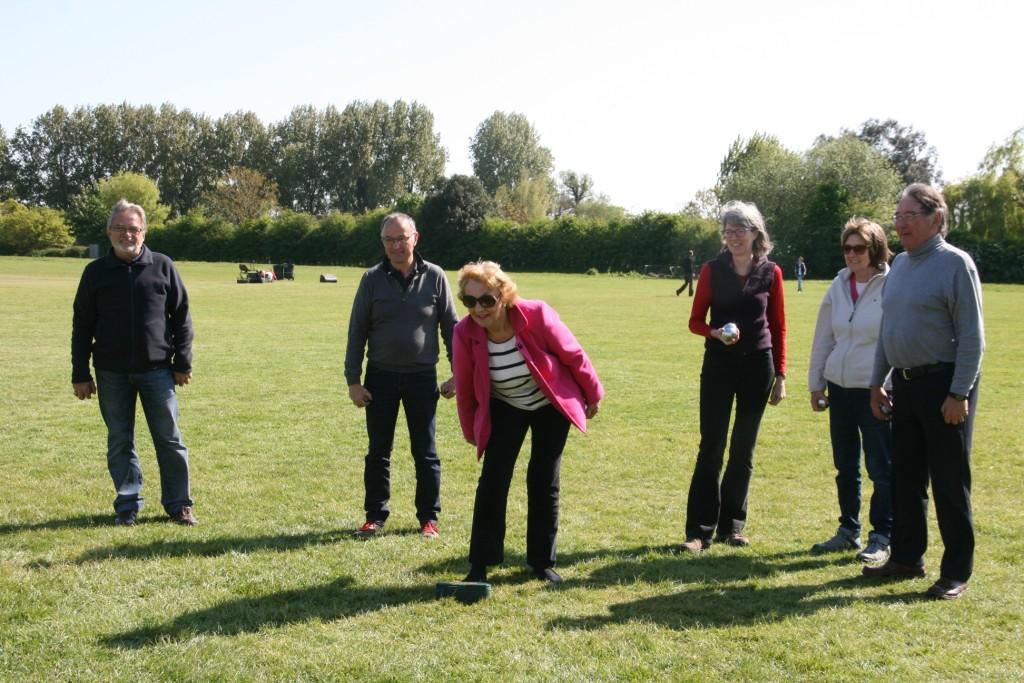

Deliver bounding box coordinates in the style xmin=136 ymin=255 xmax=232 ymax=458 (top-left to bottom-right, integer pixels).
xmin=1 ymin=0 xmax=1020 ymax=213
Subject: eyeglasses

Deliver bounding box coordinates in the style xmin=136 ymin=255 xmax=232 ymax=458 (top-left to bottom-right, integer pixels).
xmin=843 ymin=244 xmax=868 ymax=255
xmin=460 ymin=293 xmax=498 ymax=309
xmin=892 ymin=211 xmax=928 ymax=223
xmin=110 ymin=226 xmax=145 ymax=235
xmin=722 ymin=227 xmax=751 ymax=237
xmin=382 ymin=234 xmax=413 ymax=245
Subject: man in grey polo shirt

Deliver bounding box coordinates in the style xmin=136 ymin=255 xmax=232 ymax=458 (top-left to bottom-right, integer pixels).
xmin=864 ymin=184 xmax=984 ymax=600
xmin=345 ymin=212 xmax=458 ymax=539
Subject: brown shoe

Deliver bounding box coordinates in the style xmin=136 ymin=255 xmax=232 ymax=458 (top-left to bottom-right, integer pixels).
xmin=926 ymin=577 xmax=968 ymax=600
xmin=715 ymin=532 xmax=750 ymax=547
xmin=861 ymin=560 xmax=925 ymax=579
xmin=169 ymin=506 xmax=198 ymax=526
xmin=679 ymin=538 xmax=709 ymax=554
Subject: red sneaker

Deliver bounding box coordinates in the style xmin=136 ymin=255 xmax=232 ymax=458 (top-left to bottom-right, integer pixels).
xmin=355 ymin=520 xmax=384 ymax=538
xmin=420 ymin=520 xmax=440 ymax=539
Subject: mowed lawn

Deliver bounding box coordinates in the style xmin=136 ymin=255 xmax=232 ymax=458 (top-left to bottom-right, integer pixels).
xmin=1 ymin=255 xmax=1022 ymax=682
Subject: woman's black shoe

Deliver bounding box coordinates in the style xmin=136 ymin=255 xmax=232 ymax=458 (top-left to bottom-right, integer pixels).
xmin=534 ymin=567 xmax=563 ymax=584
xmin=464 ymin=564 xmax=487 ymax=582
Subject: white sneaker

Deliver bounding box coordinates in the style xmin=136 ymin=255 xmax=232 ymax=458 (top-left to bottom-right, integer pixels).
xmin=856 ymin=540 xmax=891 ymax=564
xmin=811 ymin=530 xmax=861 ymax=554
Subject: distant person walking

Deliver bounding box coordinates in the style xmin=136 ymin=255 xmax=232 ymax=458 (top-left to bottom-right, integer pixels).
xmin=863 ymin=184 xmax=984 ymax=601
xmin=796 ymin=256 xmax=807 ymax=292
xmin=71 ymin=199 xmax=198 ymax=527
xmin=680 ymin=201 xmax=786 ymax=554
xmin=345 ymin=212 xmax=458 ymax=539
xmin=676 ymin=249 xmax=696 ymax=296
xmin=808 ymin=218 xmax=893 ymax=563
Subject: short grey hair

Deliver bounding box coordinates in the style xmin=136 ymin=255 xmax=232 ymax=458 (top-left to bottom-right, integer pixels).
xmin=107 ymin=199 xmax=147 ymax=230
xmin=900 ymin=183 xmax=947 ymax=236
xmin=720 ymin=200 xmax=773 ymax=258
xmin=380 ymin=212 xmax=417 ymax=236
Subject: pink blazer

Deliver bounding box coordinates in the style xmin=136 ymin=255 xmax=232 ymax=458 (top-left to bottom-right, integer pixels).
xmin=453 ymin=299 xmax=604 ymax=458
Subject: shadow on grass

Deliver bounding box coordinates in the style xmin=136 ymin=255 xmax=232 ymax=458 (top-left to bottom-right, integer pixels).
xmin=101 ymin=575 xmax=431 ymax=648
xmin=548 ymin=574 xmax=928 ymax=632
xmin=418 ymin=544 xmax=849 ymax=586
xmin=0 ymin=513 xmax=113 ymax=535
xmin=75 ymin=527 xmax=430 ymax=563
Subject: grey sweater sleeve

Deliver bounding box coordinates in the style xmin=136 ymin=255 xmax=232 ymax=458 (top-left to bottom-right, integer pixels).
xmin=950 ymin=257 xmax=985 ymax=395
xmin=437 ymin=273 xmax=458 ymax=368
xmin=344 ymin=272 xmax=372 ymax=386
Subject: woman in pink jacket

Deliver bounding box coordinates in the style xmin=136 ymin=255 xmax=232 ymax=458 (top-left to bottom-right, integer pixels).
xmin=453 ymin=261 xmax=604 ymax=584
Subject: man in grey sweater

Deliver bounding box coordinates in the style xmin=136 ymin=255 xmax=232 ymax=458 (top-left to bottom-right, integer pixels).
xmin=345 ymin=213 xmax=458 ymax=539
xmin=864 ymin=184 xmax=984 ymax=600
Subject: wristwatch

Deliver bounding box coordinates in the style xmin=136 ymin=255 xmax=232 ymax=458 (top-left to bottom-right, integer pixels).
xmin=948 ymin=392 xmax=967 ymax=401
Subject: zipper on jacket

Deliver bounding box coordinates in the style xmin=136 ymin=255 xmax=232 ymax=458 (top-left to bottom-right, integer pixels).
xmin=129 ymin=263 xmax=137 ymax=372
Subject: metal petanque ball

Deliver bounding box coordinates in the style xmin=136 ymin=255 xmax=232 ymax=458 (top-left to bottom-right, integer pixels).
xmin=720 ymin=322 xmax=739 ymax=343
xmin=817 ymin=398 xmax=828 ymax=409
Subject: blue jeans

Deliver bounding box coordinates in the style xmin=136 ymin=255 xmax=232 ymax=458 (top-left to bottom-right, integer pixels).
xmin=96 ymin=368 xmax=192 ymax=515
xmin=827 ymin=382 xmax=892 ymax=542
xmin=363 ymin=367 xmax=441 ymax=524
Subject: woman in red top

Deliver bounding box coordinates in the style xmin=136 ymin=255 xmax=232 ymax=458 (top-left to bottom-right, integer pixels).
xmin=680 ymin=200 xmax=787 ymax=553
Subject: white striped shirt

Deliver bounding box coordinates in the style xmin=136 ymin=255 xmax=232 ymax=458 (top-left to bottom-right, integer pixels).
xmin=487 ymin=336 xmax=550 ymax=411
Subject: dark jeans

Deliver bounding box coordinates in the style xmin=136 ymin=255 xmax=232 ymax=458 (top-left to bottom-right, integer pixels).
xmin=363 ymin=367 xmax=441 ymax=524
xmin=685 ymin=348 xmax=774 ymax=542
xmin=827 ymin=382 xmax=893 ymax=542
xmin=96 ymin=367 xmax=192 ymax=516
xmin=890 ymin=370 xmax=977 ymax=582
xmin=469 ymin=399 xmax=571 ymax=570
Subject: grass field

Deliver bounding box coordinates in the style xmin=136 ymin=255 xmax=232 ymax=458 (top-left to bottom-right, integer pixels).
xmin=1 ymin=255 xmax=1022 ymax=682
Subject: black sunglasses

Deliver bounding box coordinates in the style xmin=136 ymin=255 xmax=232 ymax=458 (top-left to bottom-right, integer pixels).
xmin=460 ymin=293 xmax=498 ymax=309
xmin=843 ymin=244 xmax=868 ymax=255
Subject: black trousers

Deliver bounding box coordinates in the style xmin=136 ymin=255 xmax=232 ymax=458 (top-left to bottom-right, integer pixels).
xmin=469 ymin=399 xmax=571 ymax=570
xmin=685 ymin=348 xmax=774 ymax=541
xmin=890 ymin=369 xmax=977 ymax=581
xmin=363 ymin=367 xmax=441 ymax=524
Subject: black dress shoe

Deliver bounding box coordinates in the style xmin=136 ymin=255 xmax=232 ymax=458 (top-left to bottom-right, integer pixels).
xmin=861 ymin=560 xmax=926 ymax=579
xmin=926 ymin=577 xmax=968 ymax=600
xmin=533 ymin=567 xmax=563 ymax=584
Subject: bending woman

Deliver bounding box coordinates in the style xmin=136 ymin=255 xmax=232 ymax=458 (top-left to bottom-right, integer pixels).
xmin=453 ymin=261 xmax=604 ymax=584
xmin=681 ymin=200 xmax=786 ymax=553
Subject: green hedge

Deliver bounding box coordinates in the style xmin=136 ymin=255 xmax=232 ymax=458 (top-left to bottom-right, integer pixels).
xmin=145 ymin=210 xmax=723 ymax=274
xmin=946 ymin=231 xmax=1024 ymax=283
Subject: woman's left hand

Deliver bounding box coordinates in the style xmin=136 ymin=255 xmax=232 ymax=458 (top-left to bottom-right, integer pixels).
xmin=769 ymin=377 xmax=786 ymax=406
xmin=585 ymin=401 xmax=601 ymax=419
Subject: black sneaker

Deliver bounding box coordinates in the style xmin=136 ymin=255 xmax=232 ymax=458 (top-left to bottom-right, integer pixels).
xmin=114 ymin=509 xmax=137 ymax=526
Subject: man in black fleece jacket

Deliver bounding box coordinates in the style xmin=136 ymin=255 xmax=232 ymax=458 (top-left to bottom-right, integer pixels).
xmin=71 ymin=199 xmax=197 ymax=527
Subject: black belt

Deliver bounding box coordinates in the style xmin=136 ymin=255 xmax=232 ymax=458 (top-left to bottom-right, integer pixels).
xmin=897 ymin=362 xmax=954 ymax=381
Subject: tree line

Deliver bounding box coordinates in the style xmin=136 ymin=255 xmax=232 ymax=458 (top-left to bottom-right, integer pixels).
xmin=0 ymin=102 xmax=1021 ymax=282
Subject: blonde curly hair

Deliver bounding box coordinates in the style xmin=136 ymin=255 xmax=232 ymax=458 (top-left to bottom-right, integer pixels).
xmin=457 ymin=260 xmax=520 ymax=305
